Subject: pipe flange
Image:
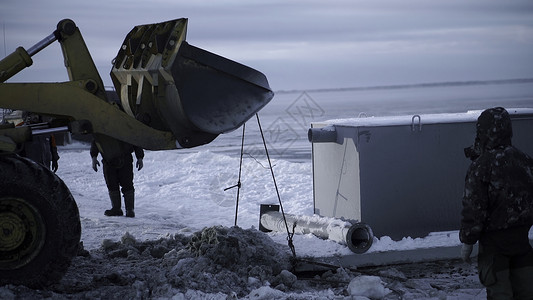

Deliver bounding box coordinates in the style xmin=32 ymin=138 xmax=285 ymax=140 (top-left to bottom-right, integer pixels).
xmin=346 ymin=222 xmax=374 ymax=254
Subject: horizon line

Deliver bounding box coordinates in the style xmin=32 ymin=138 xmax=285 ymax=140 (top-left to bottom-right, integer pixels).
xmin=274 ymin=78 xmax=533 ymax=95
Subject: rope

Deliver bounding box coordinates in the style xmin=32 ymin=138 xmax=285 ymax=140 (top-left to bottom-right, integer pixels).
xmin=243 ymin=152 xmax=275 ymax=169
xmin=228 ymin=123 xmax=245 ymax=227
xmin=256 ymin=113 xmax=296 ymax=258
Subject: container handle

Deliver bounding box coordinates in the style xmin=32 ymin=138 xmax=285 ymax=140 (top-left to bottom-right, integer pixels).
xmin=411 ymin=115 xmax=421 ymax=132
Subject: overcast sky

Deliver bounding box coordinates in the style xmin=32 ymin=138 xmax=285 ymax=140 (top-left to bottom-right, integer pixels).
xmin=1 ymin=0 xmax=533 ymax=91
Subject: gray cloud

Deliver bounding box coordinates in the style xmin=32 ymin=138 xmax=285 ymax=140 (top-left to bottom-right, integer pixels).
xmin=1 ymin=0 xmax=532 ymax=90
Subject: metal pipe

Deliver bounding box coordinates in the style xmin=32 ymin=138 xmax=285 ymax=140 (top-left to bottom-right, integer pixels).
xmin=25 ymin=122 xmax=50 ymax=130
xmin=31 ymin=126 xmax=69 ymax=136
xmin=308 ymin=125 xmax=338 ymax=143
xmin=260 ymin=211 xmax=373 ymax=254
xmin=27 ymin=32 xmax=58 ymax=57
xmin=0 ymin=32 xmax=57 ymax=82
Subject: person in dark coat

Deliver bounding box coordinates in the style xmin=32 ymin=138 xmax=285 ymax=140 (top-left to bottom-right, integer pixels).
xmin=460 ymin=107 xmax=533 ymax=299
xmin=18 ymin=112 xmax=59 ymax=172
xmin=90 ymin=139 xmax=144 ymax=218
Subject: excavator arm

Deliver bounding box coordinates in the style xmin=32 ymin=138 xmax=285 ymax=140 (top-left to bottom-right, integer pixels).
xmin=0 ymin=81 xmax=177 ymax=150
xmin=0 ymin=18 xmax=273 ymax=287
xmin=0 ymin=18 xmax=273 ymax=157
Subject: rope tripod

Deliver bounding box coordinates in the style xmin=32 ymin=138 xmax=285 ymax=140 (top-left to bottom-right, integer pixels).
xmin=227 ymin=113 xmax=296 ymax=258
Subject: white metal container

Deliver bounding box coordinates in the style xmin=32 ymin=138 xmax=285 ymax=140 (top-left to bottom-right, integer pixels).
xmin=309 ymin=108 xmax=533 ymax=240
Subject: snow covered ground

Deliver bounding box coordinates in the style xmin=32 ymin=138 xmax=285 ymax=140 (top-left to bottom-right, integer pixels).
xmin=58 ymin=144 xmax=474 ymax=255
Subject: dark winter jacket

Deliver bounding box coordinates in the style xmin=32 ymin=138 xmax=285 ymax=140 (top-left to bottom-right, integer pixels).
xmin=90 ymin=139 xmax=144 ymax=168
xmin=460 ymin=107 xmax=533 ymax=255
xmin=17 ymin=113 xmax=59 ymax=170
xmin=20 ymin=134 xmax=59 ymax=170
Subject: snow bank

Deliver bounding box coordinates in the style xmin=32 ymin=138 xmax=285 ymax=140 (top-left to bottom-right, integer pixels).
xmin=319 ymin=108 xmax=533 ymax=128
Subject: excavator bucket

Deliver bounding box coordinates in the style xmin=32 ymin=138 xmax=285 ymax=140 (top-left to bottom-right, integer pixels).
xmin=110 ymin=18 xmax=274 ymax=148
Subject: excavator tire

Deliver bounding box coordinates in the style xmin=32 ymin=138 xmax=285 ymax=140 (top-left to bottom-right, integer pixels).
xmin=0 ymin=154 xmax=81 ymax=288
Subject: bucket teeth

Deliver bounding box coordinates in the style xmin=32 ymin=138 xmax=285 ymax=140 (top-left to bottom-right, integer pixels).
xmin=111 ymin=18 xmax=273 ymax=149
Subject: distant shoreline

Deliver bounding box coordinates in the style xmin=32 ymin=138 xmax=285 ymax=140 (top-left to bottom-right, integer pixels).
xmin=275 ymin=78 xmax=533 ymax=95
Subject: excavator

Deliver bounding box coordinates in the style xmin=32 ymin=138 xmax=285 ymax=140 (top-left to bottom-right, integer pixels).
xmin=0 ymin=18 xmax=274 ymax=287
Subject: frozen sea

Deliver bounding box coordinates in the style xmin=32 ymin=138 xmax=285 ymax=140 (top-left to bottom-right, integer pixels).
xmin=189 ymin=79 xmax=533 ymax=162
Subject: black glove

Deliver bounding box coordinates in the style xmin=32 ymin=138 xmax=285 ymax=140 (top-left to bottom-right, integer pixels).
xmin=92 ymin=157 xmax=100 ymax=172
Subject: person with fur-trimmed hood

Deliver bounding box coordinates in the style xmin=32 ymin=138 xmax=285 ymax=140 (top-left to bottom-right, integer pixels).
xmin=460 ymin=107 xmax=533 ymax=299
